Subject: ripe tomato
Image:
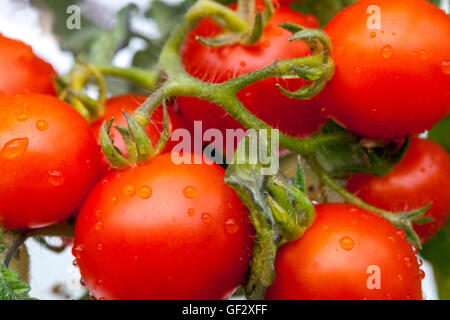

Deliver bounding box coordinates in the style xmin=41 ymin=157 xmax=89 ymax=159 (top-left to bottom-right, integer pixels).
xmin=73 ymin=153 xmax=253 ymax=300
xmin=0 ymin=34 xmax=56 ymax=96
xmin=178 ymin=5 xmax=324 ymax=150
xmin=0 ymin=94 xmax=101 ymax=229
xmin=266 ymin=203 xmax=423 ymax=300
xmin=90 ymin=94 xmax=187 ymax=175
xmin=347 ymin=138 xmax=450 ymax=243
xmin=319 ymin=0 xmax=450 ymax=139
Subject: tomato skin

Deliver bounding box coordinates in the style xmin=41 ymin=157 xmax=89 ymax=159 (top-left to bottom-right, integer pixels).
xmin=319 ymin=0 xmax=450 ymax=139
xmin=0 ymin=34 xmax=56 ymax=96
xmin=73 ymin=153 xmax=253 ymax=300
xmin=0 ymin=94 xmax=101 ymax=229
xmin=90 ymin=94 xmax=187 ymax=176
xmin=347 ymin=138 xmax=450 ymax=243
xmin=178 ymin=6 xmax=324 ymax=150
xmin=266 ymin=203 xmax=423 ymax=300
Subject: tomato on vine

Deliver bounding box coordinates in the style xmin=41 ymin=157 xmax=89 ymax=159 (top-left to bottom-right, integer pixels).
xmin=0 ymin=94 xmax=101 ymax=229
xmin=266 ymin=203 xmax=423 ymax=300
xmin=347 ymin=138 xmax=450 ymax=243
xmin=319 ymin=0 xmax=450 ymax=139
xmin=178 ymin=5 xmax=325 ymax=151
xmin=73 ymin=153 xmax=253 ymax=300
xmin=90 ymin=94 xmax=187 ymax=175
xmin=0 ymin=34 xmax=56 ymax=96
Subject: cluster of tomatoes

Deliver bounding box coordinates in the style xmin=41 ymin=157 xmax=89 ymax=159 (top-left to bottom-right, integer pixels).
xmin=0 ymin=0 xmax=449 ymax=300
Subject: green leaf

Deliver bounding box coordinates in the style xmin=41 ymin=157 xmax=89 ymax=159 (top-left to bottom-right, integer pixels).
xmin=0 ymin=264 xmax=34 ymax=300
xmin=428 ymin=115 xmax=450 ymax=152
xmin=315 ymin=121 xmax=409 ymax=178
xmin=291 ymin=0 xmax=358 ymax=28
xmin=421 ymin=220 xmax=450 ymax=299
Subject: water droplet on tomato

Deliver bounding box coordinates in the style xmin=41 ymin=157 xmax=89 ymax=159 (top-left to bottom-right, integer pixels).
xmin=412 ymin=246 xmax=418 ymax=255
xmin=411 ymin=51 xmax=419 ymax=58
xmin=183 ymin=186 xmax=197 ymax=199
xmin=36 ymin=120 xmax=49 ymax=131
xmin=0 ymin=138 xmax=28 ymax=159
xmin=397 ymin=274 xmax=404 ymax=281
xmin=138 ymin=185 xmax=152 ymax=199
xmin=187 ymin=208 xmax=196 ymax=217
xmin=72 ymin=259 xmax=78 ymax=267
xmin=262 ymin=40 xmax=271 ymax=48
xmin=17 ymin=114 xmax=28 ymax=122
xmin=96 ymin=280 xmax=103 ymax=286
xmin=369 ymin=32 xmax=376 ymax=38
xmin=418 ymin=259 xmax=423 ymax=267
xmin=339 ymin=236 xmax=354 ymax=251
xmin=95 ymin=222 xmax=103 ymax=231
xmin=48 ymin=171 xmax=64 ymax=186
xmin=404 ymin=256 xmax=412 ymax=268
xmin=381 ymin=45 xmax=393 ymax=59
xmin=419 ymin=50 xmax=429 ymax=60
xmin=441 ymin=61 xmax=450 ymax=75
xmin=396 ymin=229 xmax=405 ymax=239
xmin=95 ymin=210 xmax=102 ymax=218
xmin=354 ymin=66 xmax=361 ymax=74
xmin=201 ymin=213 xmax=212 ymax=224
xmin=97 ymin=243 xmax=103 ymax=251
xmin=111 ymin=196 xmax=118 ymax=205
xmin=227 ymin=202 xmax=233 ymax=209
xmin=224 ymin=218 xmax=239 ymax=234
xmin=419 ymin=269 xmax=426 ymax=280
xmin=123 ymin=185 xmax=135 ymax=196
xmin=80 ymin=278 xmax=85 ymax=286
xmin=73 ymin=244 xmax=84 ymax=259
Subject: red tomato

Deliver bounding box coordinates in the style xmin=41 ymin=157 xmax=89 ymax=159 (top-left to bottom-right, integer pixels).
xmin=73 ymin=153 xmax=253 ymax=300
xmin=90 ymin=94 xmax=188 ymax=175
xmin=0 ymin=34 xmax=56 ymax=96
xmin=0 ymin=94 xmax=101 ymax=229
xmin=319 ymin=0 xmax=450 ymax=139
xmin=178 ymin=5 xmax=324 ymax=150
xmin=266 ymin=203 xmax=423 ymax=300
xmin=347 ymin=138 xmax=450 ymax=242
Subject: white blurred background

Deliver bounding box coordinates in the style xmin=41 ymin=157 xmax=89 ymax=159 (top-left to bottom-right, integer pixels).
xmin=0 ymin=0 xmax=439 ymax=299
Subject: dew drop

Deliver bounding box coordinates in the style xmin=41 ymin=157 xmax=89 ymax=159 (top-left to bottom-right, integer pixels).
xmin=224 ymin=218 xmax=240 ymax=234
xmin=183 ymin=186 xmax=197 ymax=199
xmin=419 ymin=50 xmax=429 ymax=60
xmin=36 ymin=120 xmax=49 ymax=131
xmin=201 ymin=213 xmax=212 ymax=224
xmin=123 ymin=185 xmax=136 ymax=196
xmin=397 ymin=274 xmax=404 ymax=281
xmin=320 ymin=107 xmax=329 ymax=119
xmin=97 ymin=243 xmax=103 ymax=251
xmin=419 ymin=269 xmax=426 ymax=280
xmin=95 ymin=210 xmax=102 ymax=218
xmin=96 ymin=280 xmax=103 ymax=286
xmin=111 ymin=196 xmax=118 ymax=205
xmin=381 ymin=45 xmax=393 ymax=59
xmin=418 ymin=259 xmax=423 ymax=267
xmin=80 ymin=278 xmax=85 ymax=286
xmin=441 ymin=60 xmax=450 ymax=75
xmin=187 ymin=208 xmax=196 ymax=217
xmin=396 ymin=229 xmax=405 ymax=239
xmin=95 ymin=222 xmax=103 ymax=231
xmin=72 ymin=259 xmax=78 ymax=267
xmin=138 ymin=185 xmax=152 ymax=199
xmin=369 ymin=32 xmax=376 ymax=38
xmin=73 ymin=245 xmax=84 ymax=259
xmin=339 ymin=236 xmax=354 ymax=251
xmin=227 ymin=202 xmax=233 ymax=209
xmin=48 ymin=171 xmax=64 ymax=186
xmin=412 ymin=246 xmax=418 ymax=255
xmin=404 ymin=256 xmax=412 ymax=268
xmin=354 ymin=66 xmax=361 ymax=74
xmin=0 ymin=138 xmax=28 ymax=159
xmin=17 ymin=114 xmax=29 ymax=122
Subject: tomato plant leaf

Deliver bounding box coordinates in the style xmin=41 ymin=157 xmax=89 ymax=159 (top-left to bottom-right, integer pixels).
xmin=428 ymin=115 xmax=450 ymax=152
xmin=315 ymin=120 xmax=409 ymax=177
xmin=421 ymin=220 xmax=450 ymax=299
xmin=0 ymin=264 xmax=34 ymax=300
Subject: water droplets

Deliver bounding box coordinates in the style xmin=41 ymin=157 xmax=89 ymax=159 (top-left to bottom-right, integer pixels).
xmin=36 ymin=120 xmax=49 ymax=131
xmin=441 ymin=60 xmax=450 ymax=75
xmin=17 ymin=114 xmax=29 ymax=122
xmin=381 ymin=45 xmax=393 ymax=59
xmin=73 ymin=244 xmax=84 ymax=259
xmin=418 ymin=269 xmax=426 ymax=280
xmin=201 ymin=213 xmax=212 ymax=224
xmin=0 ymin=138 xmax=28 ymax=159
xmin=224 ymin=218 xmax=239 ymax=234
xmin=187 ymin=208 xmax=196 ymax=217
xmin=48 ymin=171 xmax=64 ymax=186
xmin=369 ymin=32 xmax=376 ymax=39
xmin=396 ymin=229 xmax=405 ymax=239
xmin=138 ymin=185 xmax=152 ymax=199
xmin=354 ymin=66 xmax=361 ymax=74
xmin=95 ymin=222 xmax=103 ymax=231
xmin=111 ymin=196 xmax=118 ymax=206
xmin=419 ymin=50 xmax=429 ymax=60
xmin=339 ymin=236 xmax=354 ymax=251
xmin=183 ymin=186 xmax=197 ymax=199
xmin=123 ymin=185 xmax=136 ymax=196
xmin=96 ymin=243 xmax=103 ymax=251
